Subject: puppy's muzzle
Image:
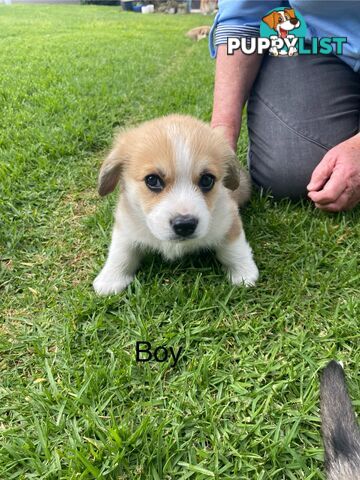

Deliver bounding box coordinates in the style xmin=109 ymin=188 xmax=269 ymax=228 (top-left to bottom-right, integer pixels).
xmin=170 ymin=215 xmax=198 ymax=238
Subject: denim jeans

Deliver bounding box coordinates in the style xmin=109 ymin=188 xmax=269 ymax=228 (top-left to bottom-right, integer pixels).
xmin=247 ymin=54 xmax=360 ymax=199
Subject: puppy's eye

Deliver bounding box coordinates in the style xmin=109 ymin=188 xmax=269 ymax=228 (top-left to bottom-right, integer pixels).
xmin=199 ymin=174 xmax=215 ymax=192
xmin=145 ymin=174 xmax=164 ymax=192
xmin=278 ymin=16 xmax=283 ymax=23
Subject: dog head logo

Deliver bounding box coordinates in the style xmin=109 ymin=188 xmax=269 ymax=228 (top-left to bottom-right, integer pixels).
xmin=262 ymin=8 xmax=300 ymax=38
xmin=260 ymin=7 xmax=306 ymax=56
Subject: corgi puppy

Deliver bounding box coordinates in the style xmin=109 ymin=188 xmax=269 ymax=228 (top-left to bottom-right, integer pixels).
xmin=186 ymin=26 xmax=211 ymax=42
xmin=320 ymin=361 xmax=360 ymax=480
xmin=93 ymin=115 xmax=258 ymax=295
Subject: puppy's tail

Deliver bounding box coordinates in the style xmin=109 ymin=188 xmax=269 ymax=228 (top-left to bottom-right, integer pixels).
xmin=231 ymin=167 xmax=252 ymax=207
xmin=320 ymin=360 xmax=360 ymax=480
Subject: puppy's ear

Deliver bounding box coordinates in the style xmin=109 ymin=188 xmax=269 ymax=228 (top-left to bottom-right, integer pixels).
xmin=98 ymin=131 xmax=129 ymax=196
xmin=212 ymin=126 xmax=240 ymax=191
xmin=223 ymin=151 xmax=241 ymax=191
xmin=262 ymin=11 xmax=277 ymax=30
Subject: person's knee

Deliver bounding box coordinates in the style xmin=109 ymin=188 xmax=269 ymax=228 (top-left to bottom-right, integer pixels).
xmin=247 ymin=92 xmax=329 ymax=200
xmin=247 ymin=137 xmax=327 ymax=200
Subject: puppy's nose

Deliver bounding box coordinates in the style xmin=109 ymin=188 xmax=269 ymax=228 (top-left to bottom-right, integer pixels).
xmin=170 ymin=215 xmax=198 ymax=237
xmin=290 ymin=18 xmax=298 ymax=25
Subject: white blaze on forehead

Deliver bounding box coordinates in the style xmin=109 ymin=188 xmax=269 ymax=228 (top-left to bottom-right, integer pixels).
xmin=167 ymin=124 xmax=193 ymax=180
xmin=164 ymin=123 xmax=206 ymax=218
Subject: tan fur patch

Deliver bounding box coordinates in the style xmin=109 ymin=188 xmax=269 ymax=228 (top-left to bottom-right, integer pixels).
xmin=225 ymin=209 xmax=243 ymax=243
xmin=186 ymin=25 xmax=211 ymax=42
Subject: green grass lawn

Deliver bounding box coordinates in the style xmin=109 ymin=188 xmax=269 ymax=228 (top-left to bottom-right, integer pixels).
xmin=0 ymin=5 xmax=359 ymax=479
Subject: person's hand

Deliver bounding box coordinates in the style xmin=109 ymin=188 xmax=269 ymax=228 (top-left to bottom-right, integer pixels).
xmin=307 ymin=134 xmax=360 ymax=212
xmin=211 ymin=122 xmax=239 ymax=152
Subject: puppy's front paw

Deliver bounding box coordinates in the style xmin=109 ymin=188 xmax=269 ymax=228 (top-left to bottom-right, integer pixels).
xmin=93 ymin=270 xmax=134 ymax=295
xmin=229 ymin=263 xmax=259 ymax=287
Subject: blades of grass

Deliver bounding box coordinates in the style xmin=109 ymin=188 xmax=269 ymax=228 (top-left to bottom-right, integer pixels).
xmin=178 ymin=462 xmax=215 ymax=477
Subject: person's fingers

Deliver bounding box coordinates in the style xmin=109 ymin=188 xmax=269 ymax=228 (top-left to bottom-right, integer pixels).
xmin=307 ymin=169 xmax=346 ymax=204
xmin=307 ymin=151 xmax=336 ymax=192
xmin=314 ymin=190 xmax=354 ymax=212
xmin=315 ymin=202 xmax=347 ymax=212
